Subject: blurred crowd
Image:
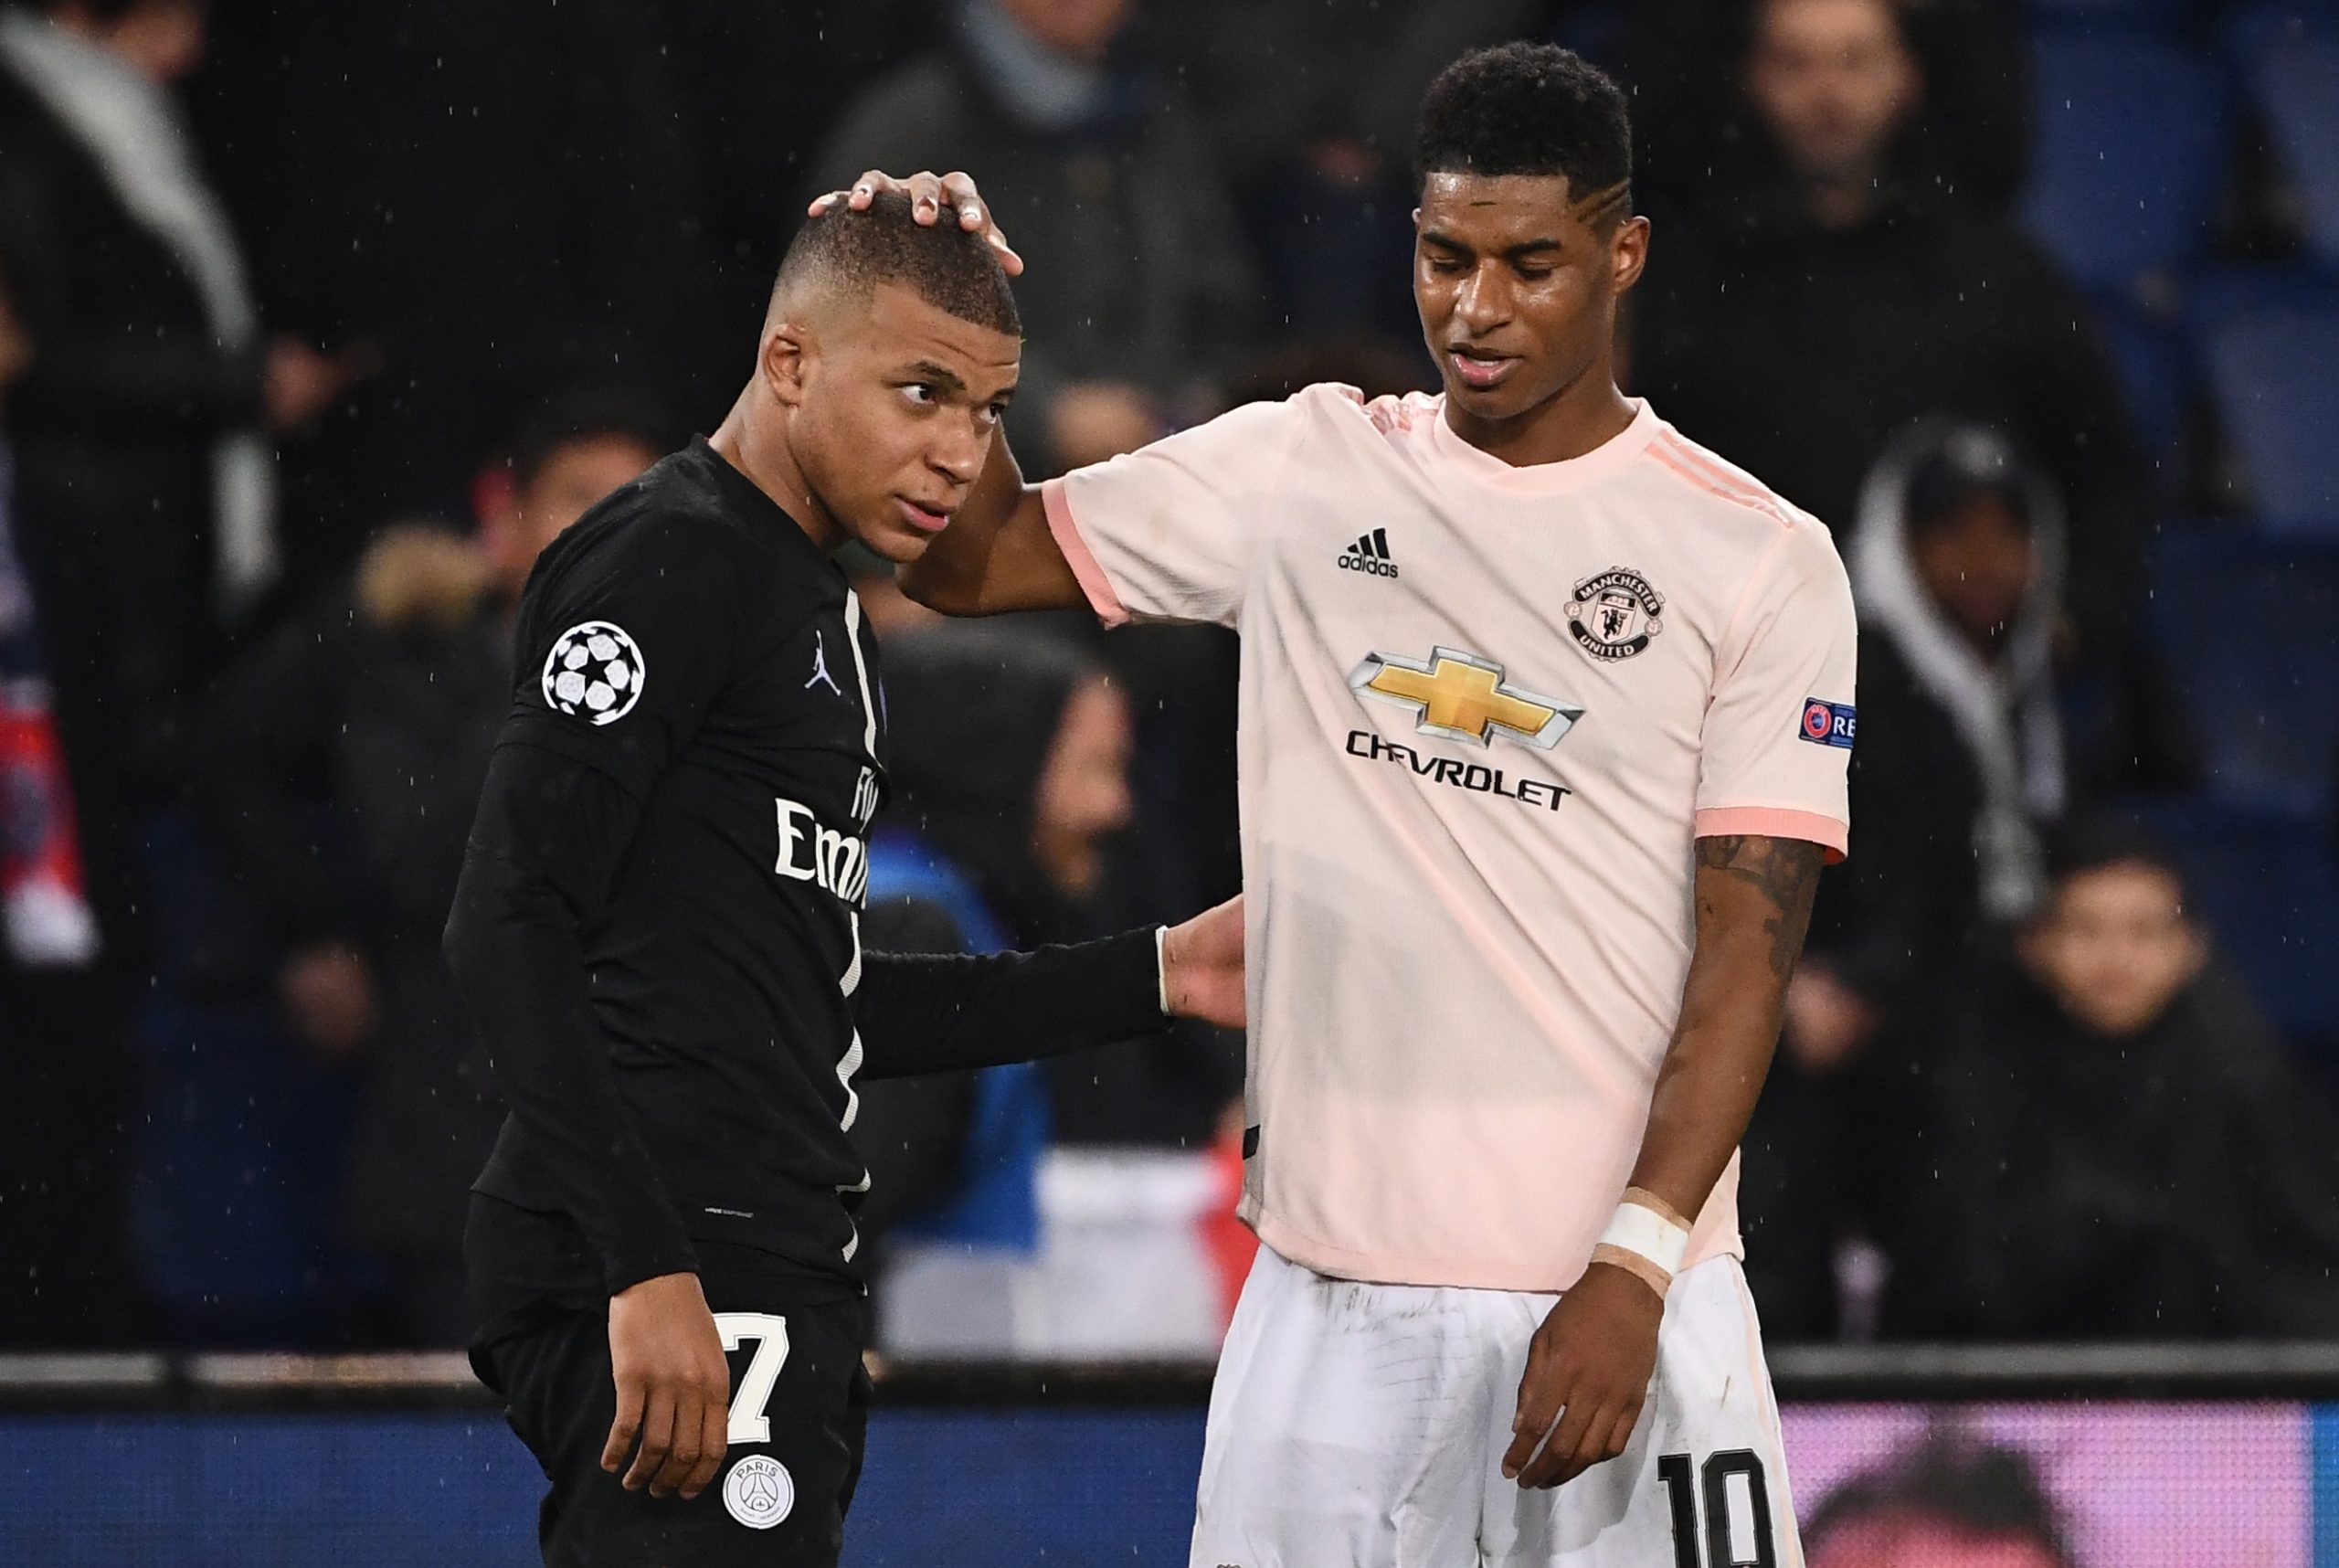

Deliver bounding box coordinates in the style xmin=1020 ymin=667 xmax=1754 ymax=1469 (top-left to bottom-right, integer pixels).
xmin=2 ymin=0 xmax=2336 ymax=1352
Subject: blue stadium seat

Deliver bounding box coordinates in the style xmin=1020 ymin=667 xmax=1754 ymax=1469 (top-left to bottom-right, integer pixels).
xmin=2022 ymin=36 xmax=2229 ymax=291
xmin=2256 ymin=43 xmax=2339 ymax=268
xmin=2092 ymin=299 xmax=2192 ymax=474
xmin=2200 ymin=303 xmax=2339 ymax=534
xmin=2127 ymin=797 xmax=2339 ymax=1046
xmin=2183 ymin=260 xmax=2339 ymax=331
xmin=2218 ymin=1 xmax=2339 ymax=76
xmin=2147 ymin=529 xmax=2339 ymax=812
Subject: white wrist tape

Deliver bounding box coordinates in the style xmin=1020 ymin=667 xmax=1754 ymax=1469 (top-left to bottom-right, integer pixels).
xmin=1596 ymin=1194 xmax=1690 ymax=1277
xmin=1155 ymin=926 xmax=1171 ymax=1015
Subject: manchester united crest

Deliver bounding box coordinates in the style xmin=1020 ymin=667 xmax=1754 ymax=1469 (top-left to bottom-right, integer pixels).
xmin=1566 ymin=567 xmax=1665 ymax=662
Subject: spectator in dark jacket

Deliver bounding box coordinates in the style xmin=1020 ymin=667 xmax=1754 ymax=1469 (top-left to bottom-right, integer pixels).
xmin=1891 ymin=821 xmax=2339 ymax=1339
xmin=1629 ymin=0 xmax=2150 ymax=659
xmin=1615 ymin=0 xmax=2035 ymax=224
xmin=1743 ymin=421 xmax=2196 ymax=1337
xmin=1810 ymin=423 xmax=2196 ymax=1029
xmin=0 ymin=248 xmax=137 ymax=1346
xmin=192 ymin=393 xmax=663 ymax=1343
xmin=816 ymin=0 xmax=1261 ymax=474
xmin=0 ymin=0 xmax=362 ymax=968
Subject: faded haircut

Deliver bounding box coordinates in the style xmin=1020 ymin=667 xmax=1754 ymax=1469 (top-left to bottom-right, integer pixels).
xmin=771 ymin=189 xmax=1021 ymax=337
xmin=1416 ymin=43 xmax=1634 ymax=226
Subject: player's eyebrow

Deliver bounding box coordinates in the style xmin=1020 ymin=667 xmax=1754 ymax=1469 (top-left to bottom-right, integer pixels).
xmin=903 ymin=360 xmax=968 ymax=395
xmin=1420 ymin=227 xmax=1567 ymax=260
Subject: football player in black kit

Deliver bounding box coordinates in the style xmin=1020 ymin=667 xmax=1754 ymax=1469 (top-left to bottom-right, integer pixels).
xmin=444 ymin=183 xmax=1244 ymax=1567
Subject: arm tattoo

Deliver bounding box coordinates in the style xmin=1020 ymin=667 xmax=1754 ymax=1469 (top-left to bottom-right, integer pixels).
xmin=1693 ymin=834 xmax=1825 ymax=981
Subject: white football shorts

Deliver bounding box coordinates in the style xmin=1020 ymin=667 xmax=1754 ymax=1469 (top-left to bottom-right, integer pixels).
xmin=1189 ymin=1245 xmax=1802 ymax=1568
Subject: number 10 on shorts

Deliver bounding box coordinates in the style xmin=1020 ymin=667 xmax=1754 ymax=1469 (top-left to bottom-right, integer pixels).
xmin=1658 ymin=1450 xmax=1777 ymax=1568
xmin=714 ymin=1312 xmax=789 ymax=1445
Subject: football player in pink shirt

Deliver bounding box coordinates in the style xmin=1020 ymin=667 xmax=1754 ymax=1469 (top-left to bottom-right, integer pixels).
xmin=827 ymin=40 xmax=1854 ymax=1568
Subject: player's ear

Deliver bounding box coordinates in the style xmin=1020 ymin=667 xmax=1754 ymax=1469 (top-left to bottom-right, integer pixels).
xmin=1609 ymin=214 xmax=1650 ymax=295
xmin=761 ymin=320 xmax=813 ymax=410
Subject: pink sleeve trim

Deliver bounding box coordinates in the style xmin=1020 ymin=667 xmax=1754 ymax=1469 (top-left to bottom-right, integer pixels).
xmin=1695 ymin=806 xmax=1848 ymax=863
xmin=1040 ymin=479 xmax=1132 ymax=630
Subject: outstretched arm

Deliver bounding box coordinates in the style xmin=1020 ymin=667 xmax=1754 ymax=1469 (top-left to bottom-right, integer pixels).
xmin=855 ymin=895 xmax=1244 ymax=1078
xmin=1503 ymin=832 xmax=1824 ymax=1489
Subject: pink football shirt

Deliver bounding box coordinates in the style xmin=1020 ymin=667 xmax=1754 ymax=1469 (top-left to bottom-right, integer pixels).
xmin=1043 ymin=388 xmax=1856 ymax=1291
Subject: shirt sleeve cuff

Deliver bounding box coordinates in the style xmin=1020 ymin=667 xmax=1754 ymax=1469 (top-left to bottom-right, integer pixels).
xmin=1694 ymin=805 xmax=1849 ymax=863
xmin=1041 ymin=478 xmax=1133 ymax=630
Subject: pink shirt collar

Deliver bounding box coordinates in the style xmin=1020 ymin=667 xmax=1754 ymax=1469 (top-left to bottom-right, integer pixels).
xmin=1424 ymin=395 xmax=1662 ymax=496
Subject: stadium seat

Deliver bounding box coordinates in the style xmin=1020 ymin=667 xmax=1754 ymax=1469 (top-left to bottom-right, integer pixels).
xmin=2218 ymin=0 xmax=2339 ymax=76
xmin=2183 ymin=260 xmax=2339 ymax=330
xmin=2147 ymin=528 xmax=2339 ymax=813
xmin=2022 ymin=36 xmax=2229 ymax=292
xmin=2127 ymin=797 xmax=2339 ymax=1047
xmin=2092 ymin=298 xmax=2193 ymax=476
xmin=2255 ymin=43 xmax=2339 ymax=268
xmin=2200 ymin=303 xmax=2339 ymax=534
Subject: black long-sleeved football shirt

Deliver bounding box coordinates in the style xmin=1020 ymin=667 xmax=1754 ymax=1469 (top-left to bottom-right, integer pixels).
xmin=444 ymin=440 xmax=1165 ymax=1297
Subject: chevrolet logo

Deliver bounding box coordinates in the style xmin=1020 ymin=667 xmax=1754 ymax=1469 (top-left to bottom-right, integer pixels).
xmin=1349 ymin=647 xmax=1582 ymax=749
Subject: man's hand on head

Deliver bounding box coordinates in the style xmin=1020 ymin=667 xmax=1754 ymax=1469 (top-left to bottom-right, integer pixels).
xmin=809 ymin=169 xmax=1024 ymax=276
xmin=1502 ymin=1260 xmax=1664 ymax=1489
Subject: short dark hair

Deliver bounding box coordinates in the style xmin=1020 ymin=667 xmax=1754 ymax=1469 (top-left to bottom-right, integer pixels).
xmin=504 ymin=386 xmax=673 ymax=492
xmin=1805 ymin=1439 xmax=2074 ymax=1566
xmin=1416 ymin=43 xmax=1633 ymax=210
xmin=2044 ymin=816 xmax=2193 ymax=905
xmin=773 ymin=189 xmax=1021 ymax=338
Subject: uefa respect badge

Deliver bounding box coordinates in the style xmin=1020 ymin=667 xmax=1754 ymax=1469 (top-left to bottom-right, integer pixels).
xmin=1799 ymin=697 xmax=1857 ymax=749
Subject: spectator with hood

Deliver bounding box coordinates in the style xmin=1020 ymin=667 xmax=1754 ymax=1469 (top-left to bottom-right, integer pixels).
xmin=1815 ymin=421 xmax=2195 ymax=1047
xmin=816 ymin=0 xmax=1260 ymax=474
xmin=1629 ymin=0 xmax=2148 ymax=660
xmin=1743 ymin=420 xmax=2195 ymax=1336
xmin=189 ymin=390 xmax=665 ymax=1343
xmin=1892 ymin=821 xmax=2339 ymax=1339
xmin=878 ymin=624 xmax=1239 ymax=1150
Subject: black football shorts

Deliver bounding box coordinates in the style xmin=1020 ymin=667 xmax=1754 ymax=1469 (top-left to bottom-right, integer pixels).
xmin=468 ymin=1195 xmax=873 ymax=1568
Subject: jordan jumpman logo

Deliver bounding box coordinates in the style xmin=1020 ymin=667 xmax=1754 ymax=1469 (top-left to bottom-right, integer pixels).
xmin=805 ymin=629 xmax=844 ymax=695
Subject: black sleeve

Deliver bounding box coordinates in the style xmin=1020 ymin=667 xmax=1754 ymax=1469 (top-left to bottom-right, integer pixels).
xmin=498 ymin=509 xmax=747 ymax=801
xmin=445 ymin=741 xmax=698 ymax=1295
xmin=852 ymin=929 xmax=1168 ymax=1082
xmin=441 ymin=511 xmax=748 ymax=1295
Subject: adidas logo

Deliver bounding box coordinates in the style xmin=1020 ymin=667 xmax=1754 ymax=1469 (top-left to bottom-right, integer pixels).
xmin=1337 ymin=527 xmax=1401 ymax=579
